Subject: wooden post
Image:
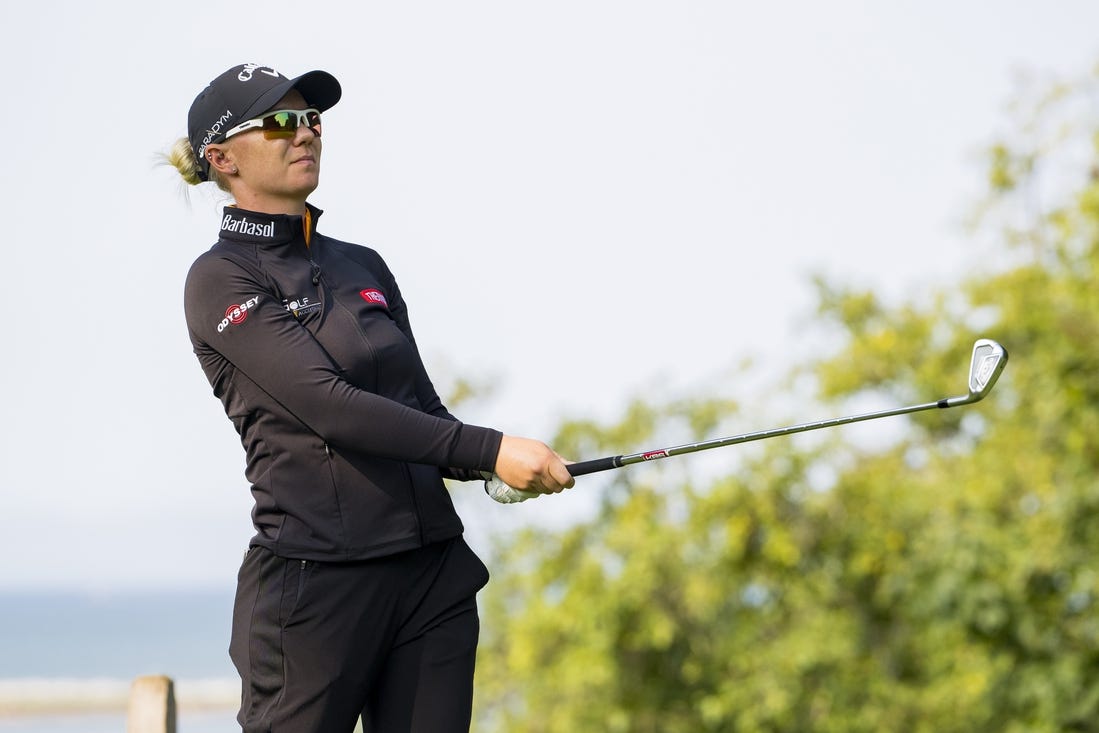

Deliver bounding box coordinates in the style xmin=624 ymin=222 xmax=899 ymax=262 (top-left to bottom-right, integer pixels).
xmin=127 ymin=675 xmax=177 ymax=733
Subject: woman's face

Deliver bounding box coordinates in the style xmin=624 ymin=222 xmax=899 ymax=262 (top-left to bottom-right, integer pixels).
xmin=214 ymin=90 xmax=322 ymax=213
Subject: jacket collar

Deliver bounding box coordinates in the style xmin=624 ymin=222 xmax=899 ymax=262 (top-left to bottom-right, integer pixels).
xmin=217 ymin=203 xmax=323 ymax=246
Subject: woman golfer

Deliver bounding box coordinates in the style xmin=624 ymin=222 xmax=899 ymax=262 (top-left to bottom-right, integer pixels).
xmin=167 ymin=63 xmax=573 ymax=732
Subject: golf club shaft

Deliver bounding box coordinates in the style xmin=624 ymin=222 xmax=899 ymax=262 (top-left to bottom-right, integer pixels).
xmin=565 ymin=398 xmax=950 ymax=477
xmin=560 ymin=338 xmax=1005 ymax=479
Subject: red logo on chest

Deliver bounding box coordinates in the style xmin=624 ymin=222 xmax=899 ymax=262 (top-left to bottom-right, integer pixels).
xmin=359 ymin=289 xmax=389 ymax=308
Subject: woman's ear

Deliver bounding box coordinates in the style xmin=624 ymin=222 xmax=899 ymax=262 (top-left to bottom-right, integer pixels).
xmin=205 ymin=145 xmax=238 ymax=176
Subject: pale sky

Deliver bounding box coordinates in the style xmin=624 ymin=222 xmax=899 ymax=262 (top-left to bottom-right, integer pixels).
xmin=2 ymin=1 xmax=1096 ymax=591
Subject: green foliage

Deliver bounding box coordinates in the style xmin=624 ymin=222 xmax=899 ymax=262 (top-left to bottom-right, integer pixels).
xmin=472 ymin=63 xmax=1099 ymax=732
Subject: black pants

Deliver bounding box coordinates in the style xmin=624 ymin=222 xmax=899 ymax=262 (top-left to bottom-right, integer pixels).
xmin=229 ymin=537 xmax=490 ymax=732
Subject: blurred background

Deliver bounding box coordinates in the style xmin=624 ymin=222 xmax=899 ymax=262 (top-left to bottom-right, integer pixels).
xmin=1 ymin=1 xmax=1097 ymax=730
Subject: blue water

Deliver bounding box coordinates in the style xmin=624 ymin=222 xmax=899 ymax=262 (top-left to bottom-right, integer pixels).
xmin=0 ymin=590 xmax=237 ymax=679
xmin=0 ymin=710 xmax=237 ymax=732
xmin=0 ymin=590 xmax=240 ymax=732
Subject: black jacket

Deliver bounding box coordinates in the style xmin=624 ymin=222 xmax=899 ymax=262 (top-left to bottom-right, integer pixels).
xmin=184 ymin=204 xmax=502 ymax=560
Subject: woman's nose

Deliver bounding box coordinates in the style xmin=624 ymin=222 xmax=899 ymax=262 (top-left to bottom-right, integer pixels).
xmin=293 ymin=121 xmax=320 ymax=144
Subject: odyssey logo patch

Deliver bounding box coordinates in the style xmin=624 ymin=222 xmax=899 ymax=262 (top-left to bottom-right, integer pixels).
xmin=360 ymin=289 xmax=389 ymax=308
xmin=217 ymin=296 xmax=261 ymax=333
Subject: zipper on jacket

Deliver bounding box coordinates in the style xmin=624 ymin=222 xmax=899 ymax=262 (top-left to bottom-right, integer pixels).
xmin=320 ymin=441 xmax=349 ymax=551
xmin=313 ymin=244 xmax=431 ymax=548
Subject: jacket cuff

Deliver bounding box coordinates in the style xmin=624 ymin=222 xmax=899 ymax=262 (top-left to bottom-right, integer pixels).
xmin=449 ymin=424 xmax=504 ymax=472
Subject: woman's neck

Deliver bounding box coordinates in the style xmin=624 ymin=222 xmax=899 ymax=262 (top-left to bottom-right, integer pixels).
xmin=231 ymin=190 xmax=308 ymax=217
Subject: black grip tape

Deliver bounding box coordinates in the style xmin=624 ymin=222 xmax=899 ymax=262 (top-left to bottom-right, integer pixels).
xmin=566 ymin=456 xmax=620 ymax=477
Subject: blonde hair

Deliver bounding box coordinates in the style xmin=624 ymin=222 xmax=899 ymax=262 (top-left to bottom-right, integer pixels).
xmin=163 ymin=137 xmax=231 ymax=193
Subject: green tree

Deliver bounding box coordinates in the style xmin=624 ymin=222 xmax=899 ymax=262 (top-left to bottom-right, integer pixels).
xmin=473 ymin=63 xmax=1099 ymax=732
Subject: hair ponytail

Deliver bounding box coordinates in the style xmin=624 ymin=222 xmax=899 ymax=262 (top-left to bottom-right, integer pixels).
xmin=162 ymin=137 xmax=231 ymax=192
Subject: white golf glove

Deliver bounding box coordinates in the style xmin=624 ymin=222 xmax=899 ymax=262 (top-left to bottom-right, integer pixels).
xmin=483 ymin=472 xmax=540 ymax=504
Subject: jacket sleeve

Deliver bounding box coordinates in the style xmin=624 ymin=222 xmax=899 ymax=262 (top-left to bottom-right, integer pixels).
xmin=184 ymin=251 xmax=502 ymax=472
xmin=369 ymin=252 xmax=496 ymax=482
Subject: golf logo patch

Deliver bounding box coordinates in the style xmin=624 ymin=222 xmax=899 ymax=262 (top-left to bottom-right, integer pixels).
xmin=283 ymin=295 xmax=322 ymax=319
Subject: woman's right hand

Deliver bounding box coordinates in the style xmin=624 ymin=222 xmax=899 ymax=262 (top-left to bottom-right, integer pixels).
xmin=493 ymin=435 xmax=575 ymax=495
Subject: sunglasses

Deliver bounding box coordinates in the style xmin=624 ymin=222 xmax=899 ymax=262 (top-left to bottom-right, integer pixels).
xmin=223 ymin=108 xmax=322 ymax=140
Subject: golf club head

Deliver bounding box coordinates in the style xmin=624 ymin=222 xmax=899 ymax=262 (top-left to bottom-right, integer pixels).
xmin=965 ymin=338 xmax=1008 ymax=403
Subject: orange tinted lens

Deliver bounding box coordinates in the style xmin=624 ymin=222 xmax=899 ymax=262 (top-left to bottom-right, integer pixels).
xmin=260 ymin=111 xmax=297 ymax=138
xmin=259 ymin=110 xmax=320 ymax=139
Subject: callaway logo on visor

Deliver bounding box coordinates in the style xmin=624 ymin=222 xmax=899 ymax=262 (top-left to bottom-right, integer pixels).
xmin=237 ymin=64 xmax=281 ymax=82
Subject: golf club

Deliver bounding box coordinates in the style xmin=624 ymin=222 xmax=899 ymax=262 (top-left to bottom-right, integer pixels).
xmin=486 ymin=338 xmax=1007 ymax=503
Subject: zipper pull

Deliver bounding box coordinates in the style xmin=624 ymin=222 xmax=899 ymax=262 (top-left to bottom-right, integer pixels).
xmin=310 ymin=260 xmax=322 ymax=285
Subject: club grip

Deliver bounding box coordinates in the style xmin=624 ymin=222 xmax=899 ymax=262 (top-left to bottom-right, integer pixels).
xmin=566 ymin=456 xmax=620 ymax=477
